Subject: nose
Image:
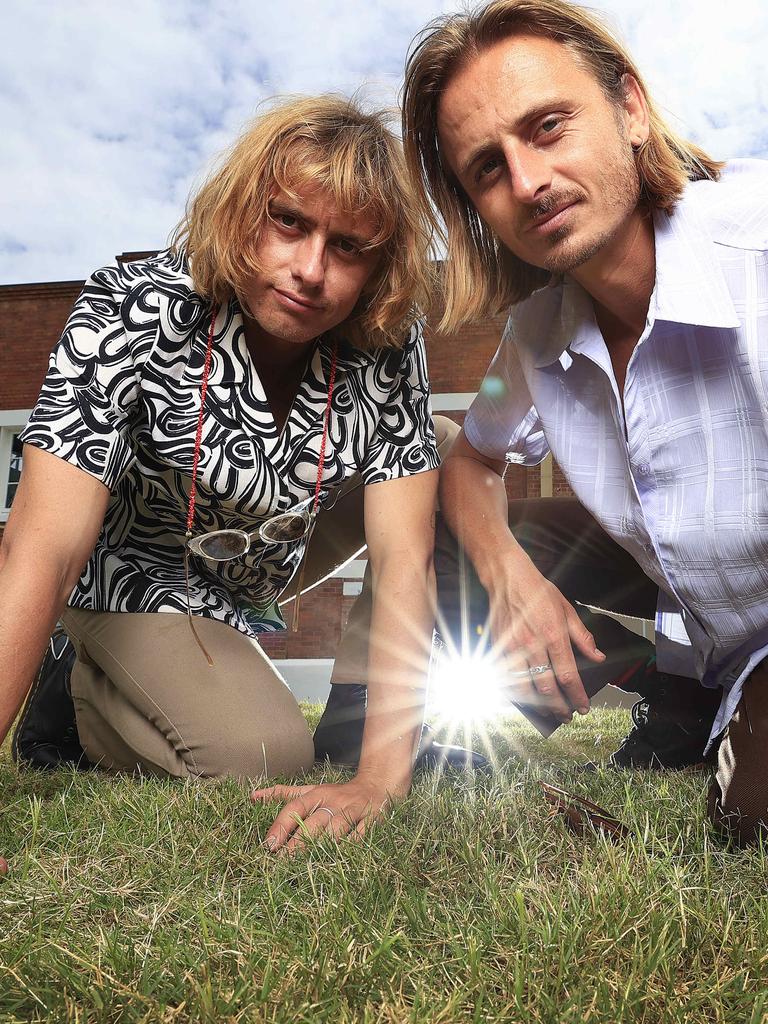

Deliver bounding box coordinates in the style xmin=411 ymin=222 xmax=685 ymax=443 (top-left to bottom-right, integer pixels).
xmin=503 ymin=142 xmax=552 ymax=205
xmin=292 ymin=235 xmax=325 ymax=290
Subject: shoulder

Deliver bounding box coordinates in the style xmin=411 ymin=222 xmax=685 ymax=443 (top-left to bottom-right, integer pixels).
xmin=82 ymin=248 xmax=200 ymax=310
xmin=498 ymin=280 xmax=565 ymax=369
xmin=686 ymin=159 xmax=768 ymax=251
xmin=382 ymin=317 xmax=426 ymax=359
xmin=74 ymin=248 xmax=207 ymax=345
xmin=341 ymin=317 xmax=426 ymax=375
xmin=508 ymin=281 xmax=563 ymax=330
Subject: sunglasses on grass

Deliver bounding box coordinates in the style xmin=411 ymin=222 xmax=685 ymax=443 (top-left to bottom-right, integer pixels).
xmin=540 ymin=782 xmax=633 ymax=842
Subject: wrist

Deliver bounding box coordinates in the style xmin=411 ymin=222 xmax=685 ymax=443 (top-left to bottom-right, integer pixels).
xmin=354 ymin=763 xmax=413 ymax=798
xmin=474 ymin=534 xmax=531 ymax=595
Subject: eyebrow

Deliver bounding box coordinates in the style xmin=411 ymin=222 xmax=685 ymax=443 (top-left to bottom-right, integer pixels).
xmin=458 ymin=99 xmax=572 ymax=179
xmin=268 ymin=199 xmax=377 ymax=249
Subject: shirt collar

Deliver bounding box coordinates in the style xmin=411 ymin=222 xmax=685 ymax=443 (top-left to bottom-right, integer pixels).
xmin=529 ymin=186 xmax=741 ymax=369
xmin=650 ymin=194 xmax=740 ymax=330
xmin=178 ymin=301 xmax=378 ymax=387
xmin=154 ymin=248 xmax=380 ymax=383
xmin=179 ymin=299 xmax=248 ymax=386
xmin=330 ymin=334 xmax=379 ymax=373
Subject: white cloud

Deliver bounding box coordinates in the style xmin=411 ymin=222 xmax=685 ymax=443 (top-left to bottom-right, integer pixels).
xmin=1 ymin=0 xmax=766 ymax=284
xmin=598 ymin=0 xmax=768 ymax=156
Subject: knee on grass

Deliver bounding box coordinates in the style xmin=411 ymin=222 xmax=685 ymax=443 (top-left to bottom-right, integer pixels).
xmin=707 ymin=784 xmax=768 ymax=847
xmin=193 ymin=716 xmax=316 ymax=782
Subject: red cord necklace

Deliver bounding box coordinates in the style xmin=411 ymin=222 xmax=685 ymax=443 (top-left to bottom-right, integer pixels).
xmin=185 ymin=306 xmax=338 ymax=621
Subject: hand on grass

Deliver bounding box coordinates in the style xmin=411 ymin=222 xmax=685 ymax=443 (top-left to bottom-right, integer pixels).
xmin=251 ymin=777 xmax=395 ymax=857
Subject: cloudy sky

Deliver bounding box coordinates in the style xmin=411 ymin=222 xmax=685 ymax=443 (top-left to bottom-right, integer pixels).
xmin=2 ymin=0 xmax=766 ymax=285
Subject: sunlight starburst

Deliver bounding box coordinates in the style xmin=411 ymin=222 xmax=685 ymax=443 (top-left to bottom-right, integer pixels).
xmin=428 ymin=650 xmax=519 ymax=727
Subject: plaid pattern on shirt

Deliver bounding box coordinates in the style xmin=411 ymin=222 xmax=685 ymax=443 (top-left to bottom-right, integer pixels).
xmin=465 ymin=159 xmax=768 ymax=749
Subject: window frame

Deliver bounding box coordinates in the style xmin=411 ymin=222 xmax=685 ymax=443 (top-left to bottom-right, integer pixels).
xmin=0 ymin=410 xmax=32 ymax=522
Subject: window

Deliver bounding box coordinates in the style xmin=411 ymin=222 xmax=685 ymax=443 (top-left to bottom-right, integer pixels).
xmin=0 ymin=412 xmax=31 ymax=522
xmin=5 ymin=433 xmax=22 ymax=507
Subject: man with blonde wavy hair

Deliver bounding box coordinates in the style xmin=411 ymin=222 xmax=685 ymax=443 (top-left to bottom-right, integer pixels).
xmin=4 ymin=95 xmax=483 ymax=858
xmin=403 ymin=0 xmax=768 ymax=843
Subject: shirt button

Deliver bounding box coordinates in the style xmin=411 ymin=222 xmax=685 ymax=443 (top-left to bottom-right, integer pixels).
xmin=637 ymin=463 xmax=650 ymax=475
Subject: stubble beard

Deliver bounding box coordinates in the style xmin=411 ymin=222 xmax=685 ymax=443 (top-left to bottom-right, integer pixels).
xmin=244 ymin=289 xmax=322 ymax=348
xmin=537 ymin=145 xmax=641 ymax=276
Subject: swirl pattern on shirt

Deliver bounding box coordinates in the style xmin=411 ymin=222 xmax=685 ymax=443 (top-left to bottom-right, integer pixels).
xmin=21 ymin=249 xmax=439 ymax=636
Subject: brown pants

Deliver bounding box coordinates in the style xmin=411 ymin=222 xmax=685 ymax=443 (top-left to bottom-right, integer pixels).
xmin=708 ymin=662 xmax=768 ymax=846
xmin=63 ymin=416 xmax=459 ymax=782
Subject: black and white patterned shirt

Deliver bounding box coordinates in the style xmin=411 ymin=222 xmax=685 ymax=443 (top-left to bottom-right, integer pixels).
xmin=21 ymin=249 xmax=439 ymax=636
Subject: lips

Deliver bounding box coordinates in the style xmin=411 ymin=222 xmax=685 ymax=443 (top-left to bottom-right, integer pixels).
xmin=528 ymin=199 xmax=579 ymax=233
xmin=273 ymin=288 xmax=322 ymax=312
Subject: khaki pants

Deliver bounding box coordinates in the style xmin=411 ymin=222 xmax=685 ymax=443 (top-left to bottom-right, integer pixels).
xmin=63 ymin=416 xmax=458 ymax=781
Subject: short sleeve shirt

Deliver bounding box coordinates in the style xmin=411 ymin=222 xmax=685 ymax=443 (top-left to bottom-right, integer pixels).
xmin=21 ymin=249 xmax=439 ymax=637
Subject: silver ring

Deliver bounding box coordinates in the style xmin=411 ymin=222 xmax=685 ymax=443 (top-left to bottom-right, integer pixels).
xmin=528 ymin=664 xmax=553 ymax=677
xmin=317 ymin=806 xmax=335 ymax=818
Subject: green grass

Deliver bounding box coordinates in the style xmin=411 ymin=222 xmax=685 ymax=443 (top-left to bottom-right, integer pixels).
xmin=1 ymin=707 xmax=766 ymax=1024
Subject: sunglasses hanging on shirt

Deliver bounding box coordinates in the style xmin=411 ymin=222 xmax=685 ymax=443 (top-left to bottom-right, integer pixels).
xmin=183 ymin=305 xmax=338 ymax=664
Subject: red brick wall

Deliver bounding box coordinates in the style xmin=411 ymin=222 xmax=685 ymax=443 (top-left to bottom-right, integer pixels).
xmin=258 ymin=579 xmax=345 ymax=660
xmin=425 ymin=314 xmax=508 ymax=393
xmin=0 ymin=275 xmax=572 ymax=666
xmin=0 ymin=282 xmax=83 ymax=408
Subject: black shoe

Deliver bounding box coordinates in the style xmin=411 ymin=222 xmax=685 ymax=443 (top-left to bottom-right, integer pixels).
xmin=606 ymin=696 xmax=720 ymax=770
xmin=12 ymin=630 xmax=91 ymax=771
xmin=583 ymin=657 xmax=721 ymax=770
xmin=313 ymin=683 xmax=491 ymax=774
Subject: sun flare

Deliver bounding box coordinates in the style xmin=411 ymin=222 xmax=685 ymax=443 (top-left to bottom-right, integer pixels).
xmin=428 ymin=651 xmax=519 ymax=727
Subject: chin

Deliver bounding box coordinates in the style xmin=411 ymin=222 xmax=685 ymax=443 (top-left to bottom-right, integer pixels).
xmin=262 ymin=316 xmax=322 ymax=347
xmin=540 ymin=229 xmax=609 ymax=275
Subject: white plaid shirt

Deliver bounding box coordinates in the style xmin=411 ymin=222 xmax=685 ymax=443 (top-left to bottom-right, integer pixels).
xmin=465 ymin=160 xmax=768 ymax=747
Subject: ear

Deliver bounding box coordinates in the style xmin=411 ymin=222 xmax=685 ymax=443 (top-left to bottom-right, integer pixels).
xmin=620 ymin=74 xmax=650 ymax=148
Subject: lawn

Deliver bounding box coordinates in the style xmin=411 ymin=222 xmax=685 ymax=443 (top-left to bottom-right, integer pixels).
xmin=0 ymin=706 xmax=766 ymax=1024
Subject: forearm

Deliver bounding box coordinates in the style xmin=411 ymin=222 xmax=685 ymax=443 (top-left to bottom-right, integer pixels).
xmin=0 ymin=552 xmax=74 ymax=742
xmin=439 ymin=454 xmax=531 ymax=592
xmin=355 ymin=556 xmax=435 ymax=794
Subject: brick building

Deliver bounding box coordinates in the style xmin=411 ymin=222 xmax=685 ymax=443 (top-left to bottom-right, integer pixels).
xmin=0 ymin=260 xmax=571 ymax=668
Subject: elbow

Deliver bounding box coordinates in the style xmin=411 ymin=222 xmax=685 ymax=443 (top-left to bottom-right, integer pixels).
xmin=56 ymin=546 xmax=90 ymax=600
xmin=0 ymin=531 xmax=82 ymax=605
xmin=370 ymin=544 xmax=435 ymax=586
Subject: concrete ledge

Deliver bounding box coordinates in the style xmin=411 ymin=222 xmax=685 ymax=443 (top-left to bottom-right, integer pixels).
xmin=275 ymin=659 xmax=333 ymax=702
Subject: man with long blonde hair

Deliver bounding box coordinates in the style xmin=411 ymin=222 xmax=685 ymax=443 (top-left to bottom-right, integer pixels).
xmin=403 ymin=0 xmax=768 ymax=843
xmin=4 ymin=95 xmax=482 ymax=857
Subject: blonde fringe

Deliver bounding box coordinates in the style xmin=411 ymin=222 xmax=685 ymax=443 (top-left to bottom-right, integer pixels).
xmin=172 ymin=96 xmax=433 ymax=351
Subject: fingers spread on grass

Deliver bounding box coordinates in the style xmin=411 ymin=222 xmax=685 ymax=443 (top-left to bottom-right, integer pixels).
xmin=261 ymin=796 xmax=318 ymax=852
xmin=255 ymin=780 xmax=393 ymax=856
xmin=280 ymin=807 xmax=360 ymax=857
xmin=280 ymin=809 xmax=339 ymax=857
xmin=354 ymin=814 xmax=380 ymax=841
xmin=250 ymin=784 xmax=311 ymax=804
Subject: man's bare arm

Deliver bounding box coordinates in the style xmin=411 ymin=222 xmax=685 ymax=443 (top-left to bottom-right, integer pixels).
xmin=0 ymin=446 xmax=110 ymax=743
xmin=439 ymin=429 xmax=603 ymax=720
xmin=355 ymin=467 xmax=438 ymax=791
